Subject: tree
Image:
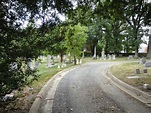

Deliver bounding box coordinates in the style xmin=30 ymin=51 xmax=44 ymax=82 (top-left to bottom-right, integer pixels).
xmin=65 ymin=23 xmax=88 ymax=65
xmin=44 ymin=23 xmax=68 ymax=62
xmin=0 ymin=0 xmax=74 ymax=100
xmin=120 ymin=0 xmax=148 ymax=57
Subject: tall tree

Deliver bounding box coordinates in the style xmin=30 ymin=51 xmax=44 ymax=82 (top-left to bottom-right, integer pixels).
xmin=122 ymin=0 xmax=148 ymax=57
xmin=0 ymin=0 xmax=73 ymax=100
xmin=65 ymin=23 xmax=88 ymax=65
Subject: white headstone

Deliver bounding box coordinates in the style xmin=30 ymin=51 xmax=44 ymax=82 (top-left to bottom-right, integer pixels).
xmin=79 ymin=59 xmax=82 ymax=64
xmin=112 ymin=54 xmax=116 ymax=60
xmin=101 ymin=50 xmax=105 ymax=60
xmin=76 ymin=59 xmax=79 ymax=64
xmin=58 ymin=65 xmax=60 ymax=68
xmin=108 ymin=55 xmax=111 ymax=60
xmin=47 ymin=55 xmax=51 ymax=68
xmin=61 ymin=63 xmax=66 ymax=68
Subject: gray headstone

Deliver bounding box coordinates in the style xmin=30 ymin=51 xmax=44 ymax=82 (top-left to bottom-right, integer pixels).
xmin=128 ymin=55 xmax=133 ymax=59
xmin=35 ymin=62 xmax=40 ymax=68
xmin=108 ymin=55 xmax=112 ymax=60
xmin=135 ymin=69 xmax=140 ymax=74
xmin=144 ymin=61 xmax=151 ymax=67
xmin=101 ymin=50 xmax=106 ymax=60
xmin=143 ymin=69 xmax=147 ymax=73
xmin=47 ymin=55 xmax=51 ymax=68
xmin=139 ymin=58 xmax=146 ymax=64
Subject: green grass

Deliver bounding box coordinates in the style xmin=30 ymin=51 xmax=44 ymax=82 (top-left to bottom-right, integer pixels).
xmin=110 ymin=62 xmax=151 ymax=86
xmin=31 ymin=62 xmax=74 ymax=93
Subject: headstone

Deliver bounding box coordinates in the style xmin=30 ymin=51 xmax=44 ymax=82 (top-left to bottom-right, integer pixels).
xmin=143 ymin=84 xmax=151 ymax=90
xmin=135 ymin=69 xmax=140 ymax=74
xmin=108 ymin=55 xmax=112 ymax=60
xmin=58 ymin=65 xmax=60 ymax=68
xmin=47 ymin=55 xmax=51 ymax=68
xmin=76 ymin=59 xmax=79 ymax=64
xmin=139 ymin=57 xmax=146 ymax=64
xmin=104 ymin=55 xmax=106 ymax=60
xmin=79 ymin=59 xmax=82 ymax=64
xmin=61 ymin=63 xmax=66 ymax=68
xmin=101 ymin=50 xmax=106 ymax=60
xmin=143 ymin=69 xmax=147 ymax=73
xmin=35 ymin=62 xmax=40 ymax=68
xmin=128 ymin=55 xmax=133 ymax=59
xmin=112 ymin=54 xmax=116 ymax=60
xmin=51 ymin=56 xmax=55 ymax=65
xmin=144 ymin=61 xmax=151 ymax=67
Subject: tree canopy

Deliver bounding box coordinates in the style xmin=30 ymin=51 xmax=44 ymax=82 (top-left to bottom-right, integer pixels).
xmin=0 ymin=0 xmax=151 ymax=101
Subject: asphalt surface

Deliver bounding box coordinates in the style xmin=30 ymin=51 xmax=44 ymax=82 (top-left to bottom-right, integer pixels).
xmin=40 ymin=62 xmax=151 ymax=113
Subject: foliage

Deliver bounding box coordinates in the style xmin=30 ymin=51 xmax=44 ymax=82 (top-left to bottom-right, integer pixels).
xmin=65 ymin=23 xmax=88 ymax=64
xmin=0 ymin=0 xmax=73 ymax=100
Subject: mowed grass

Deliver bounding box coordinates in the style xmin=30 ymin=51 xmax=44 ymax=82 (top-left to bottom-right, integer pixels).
xmin=110 ymin=62 xmax=151 ymax=86
xmin=31 ymin=61 xmax=74 ymax=94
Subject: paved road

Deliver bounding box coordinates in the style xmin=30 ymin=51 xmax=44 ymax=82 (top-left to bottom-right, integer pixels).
xmin=40 ymin=62 xmax=151 ymax=113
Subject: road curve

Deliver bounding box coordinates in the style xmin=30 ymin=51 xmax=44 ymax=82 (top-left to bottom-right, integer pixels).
xmin=40 ymin=62 xmax=151 ymax=113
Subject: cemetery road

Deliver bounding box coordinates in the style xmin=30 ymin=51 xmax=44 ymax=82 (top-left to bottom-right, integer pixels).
xmin=40 ymin=62 xmax=151 ymax=113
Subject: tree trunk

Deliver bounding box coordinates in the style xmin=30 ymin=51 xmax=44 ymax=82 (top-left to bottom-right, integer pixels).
xmin=60 ymin=53 xmax=63 ymax=63
xmin=134 ymin=46 xmax=139 ymax=58
xmin=147 ymin=36 xmax=151 ymax=58
xmin=74 ymin=56 xmax=76 ymax=65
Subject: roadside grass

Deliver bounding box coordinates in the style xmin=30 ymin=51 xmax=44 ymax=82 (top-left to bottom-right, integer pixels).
xmin=1 ymin=61 xmax=74 ymax=113
xmin=110 ymin=62 xmax=151 ymax=86
xmin=1 ymin=57 xmax=143 ymax=112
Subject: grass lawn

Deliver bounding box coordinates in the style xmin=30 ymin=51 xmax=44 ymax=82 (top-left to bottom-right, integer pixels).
xmin=1 ymin=57 xmax=145 ymax=112
xmin=110 ymin=62 xmax=151 ymax=86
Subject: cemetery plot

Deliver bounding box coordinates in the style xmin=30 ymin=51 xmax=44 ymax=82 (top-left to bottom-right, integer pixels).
xmin=110 ymin=62 xmax=151 ymax=94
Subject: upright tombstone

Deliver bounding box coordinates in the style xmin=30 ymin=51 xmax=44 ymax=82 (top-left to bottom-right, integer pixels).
xmin=128 ymin=55 xmax=133 ymax=59
xmin=47 ymin=55 xmax=51 ymax=68
xmin=112 ymin=54 xmax=116 ymax=60
xmin=139 ymin=57 xmax=146 ymax=64
xmin=51 ymin=56 xmax=55 ymax=65
xmin=144 ymin=61 xmax=151 ymax=67
xmin=143 ymin=69 xmax=147 ymax=73
xmin=76 ymin=59 xmax=79 ymax=64
xmin=108 ymin=55 xmax=112 ymax=60
xmin=35 ymin=62 xmax=40 ymax=68
xmin=135 ymin=69 xmax=141 ymax=74
xmin=79 ymin=59 xmax=82 ymax=64
xmin=101 ymin=50 xmax=106 ymax=60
